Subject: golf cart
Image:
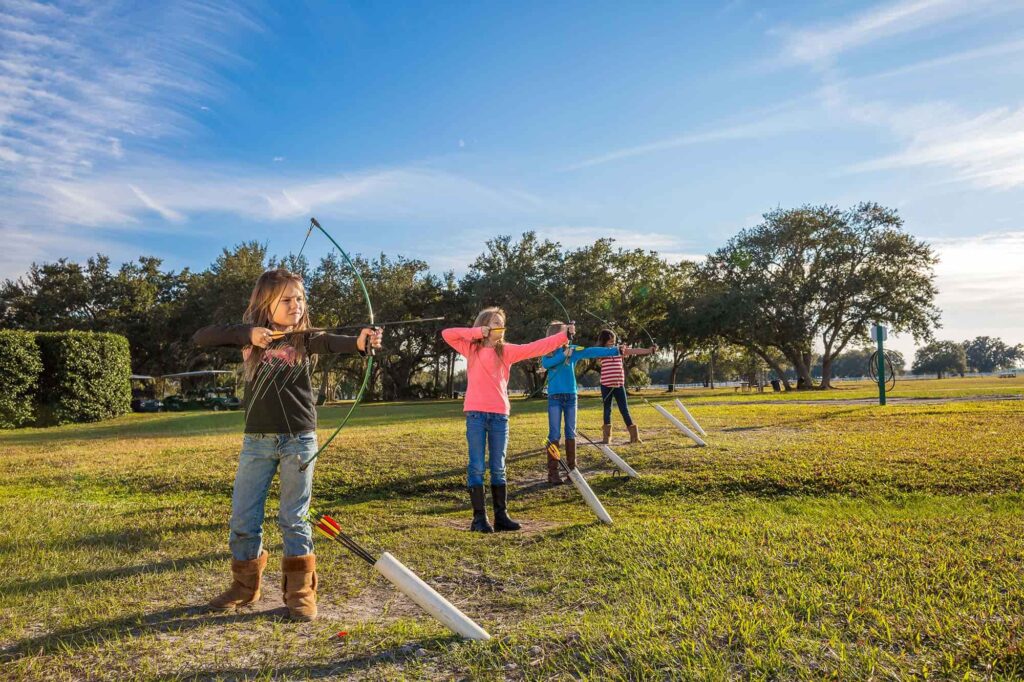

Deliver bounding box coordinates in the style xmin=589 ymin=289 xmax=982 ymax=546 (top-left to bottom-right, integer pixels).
xmin=161 ymin=370 xmax=238 ymax=411
xmin=205 ymin=386 xmax=241 ymax=411
xmin=130 ymin=375 xmax=164 ymax=413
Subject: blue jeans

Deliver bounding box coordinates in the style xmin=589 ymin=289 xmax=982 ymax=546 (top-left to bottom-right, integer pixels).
xmin=601 ymin=385 xmax=634 ymax=427
xmin=465 ymin=411 xmax=509 ymax=487
xmin=547 ymin=393 xmax=577 ymax=442
xmin=229 ymin=432 xmax=318 ymax=561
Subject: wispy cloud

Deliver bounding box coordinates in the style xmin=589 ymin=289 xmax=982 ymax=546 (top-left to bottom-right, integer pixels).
xmin=128 ymin=185 xmax=185 ymax=222
xmin=838 ymin=96 xmax=1024 ymax=189
xmin=846 ymin=36 xmax=1024 ymax=83
xmin=760 ymin=0 xmax=1024 ymax=192
xmin=772 ymin=0 xmax=1006 ymax=67
xmin=0 ymin=2 xmax=566 ymax=279
xmin=560 ymin=9 xmax=1024 ymax=175
xmin=0 ymin=2 xmax=261 ymax=184
xmin=2 ymin=161 xmax=549 ymax=231
xmin=562 ymin=98 xmax=816 ymax=171
xmin=534 ymin=226 xmax=693 ymax=252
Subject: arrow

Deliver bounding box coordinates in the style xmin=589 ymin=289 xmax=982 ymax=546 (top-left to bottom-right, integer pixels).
xmin=306 ymin=507 xmax=491 ymax=640
xmin=270 ymin=316 xmax=446 ymax=340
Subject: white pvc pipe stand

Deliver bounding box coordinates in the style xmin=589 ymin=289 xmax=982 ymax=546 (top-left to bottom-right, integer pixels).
xmin=674 ymin=399 xmax=707 ymax=436
xmin=654 ymin=404 xmax=707 ymax=447
xmin=567 ymin=467 xmax=613 ymax=524
xmin=374 ymin=552 xmax=491 ymax=641
xmin=595 ymin=443 xmax=639 ymax=478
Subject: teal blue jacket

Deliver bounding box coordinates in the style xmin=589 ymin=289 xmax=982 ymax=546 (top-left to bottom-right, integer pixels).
xmin=542 ymin=345 xmax=620 ymax=395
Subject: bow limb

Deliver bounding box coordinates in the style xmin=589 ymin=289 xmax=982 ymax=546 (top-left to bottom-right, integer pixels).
xmin=299 ymin=217 xmax=375 ymax=472
xmin=525 ymin=278 xmax=575 ymax=341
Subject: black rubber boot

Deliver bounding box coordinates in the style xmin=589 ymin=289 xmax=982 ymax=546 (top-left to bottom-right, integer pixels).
xmin=491 ymin=484 xmax=521 ymax=532
xmin=469 ymin=485 xmax=493 ymax=533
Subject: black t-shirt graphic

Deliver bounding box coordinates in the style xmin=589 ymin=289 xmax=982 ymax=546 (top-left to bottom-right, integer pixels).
xmin=192 ymin=324 xmax=362 ymax=434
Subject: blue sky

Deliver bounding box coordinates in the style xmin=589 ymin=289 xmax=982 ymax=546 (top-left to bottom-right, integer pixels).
xmin=2 ymin=0 xmax=1024 ymax=357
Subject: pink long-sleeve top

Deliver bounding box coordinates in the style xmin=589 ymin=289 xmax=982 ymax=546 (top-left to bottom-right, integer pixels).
xmin=442 ymin=327 xmax=569 ymax=415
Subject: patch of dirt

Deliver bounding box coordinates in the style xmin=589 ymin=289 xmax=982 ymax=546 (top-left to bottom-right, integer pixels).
xmin=325 ymin=582 xmax=426 ymax=624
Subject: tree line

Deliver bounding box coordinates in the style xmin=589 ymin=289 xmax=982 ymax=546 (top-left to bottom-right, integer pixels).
xmin=2 ymin=203 xmax=1020 ymax=399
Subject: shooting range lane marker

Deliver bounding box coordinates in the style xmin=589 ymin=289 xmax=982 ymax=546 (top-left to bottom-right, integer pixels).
xmin=307 ymin=508 xmax=491 ymax=640
xmin=566 ymin=467 xmax=613 ymax=524
xmin=374 ymin=552 xmax=491 ymax=641
xmin=673 ymin=399 xmax=707 ymax=437
xmin=576 ymin=428 xmax=640 ymax=477
xmin=652 ymin=403 xmax=707 ymax=447
xmin=547 ymin=442 xmax=614 ymax=523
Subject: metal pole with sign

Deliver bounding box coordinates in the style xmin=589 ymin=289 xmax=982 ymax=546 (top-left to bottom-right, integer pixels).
xmin=872 ymin=324 xmax=887 ymax=406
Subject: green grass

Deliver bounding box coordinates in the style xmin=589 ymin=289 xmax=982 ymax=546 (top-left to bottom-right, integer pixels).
xmin=1 ymin=377 xmax=1022 ymax=680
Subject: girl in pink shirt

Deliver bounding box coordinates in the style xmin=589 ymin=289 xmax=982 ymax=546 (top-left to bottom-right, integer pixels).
xmin=442 ymin=306 xmax=571 ymax=533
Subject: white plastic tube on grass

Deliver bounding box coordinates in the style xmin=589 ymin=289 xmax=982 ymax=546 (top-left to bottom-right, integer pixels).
xmin=654 ymin=404 xmax=707 ymax=447
xmin=374 ymin=552 xmax=491 ymax=641
xmin=674 ymin=399 xmax=707 ymax=437
xmin=567 ymin=468 xmax=613 ymax=524
xmin=595 ymin=443 xmax=639 ymax=478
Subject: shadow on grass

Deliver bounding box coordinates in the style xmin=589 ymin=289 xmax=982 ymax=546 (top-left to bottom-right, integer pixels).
xmin=0 ymin=522 xmax=224 ymax=556
xmin=146 ymin=635 xmax=462 ymax=681
xmin=316 ymin=449 xmax=546 ymax=509
xmin=0 ymin=399 xmax=471 ymax=447
xmin=0 ymin=590 xmax=283 ymax=662
xmin=6 ymin=551 xmax=230 ymax=597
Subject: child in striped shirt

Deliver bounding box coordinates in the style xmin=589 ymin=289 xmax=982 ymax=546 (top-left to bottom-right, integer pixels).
xmin=596 ymin=329 xmax=657 ymax=444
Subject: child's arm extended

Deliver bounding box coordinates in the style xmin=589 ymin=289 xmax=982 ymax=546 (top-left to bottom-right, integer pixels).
xmin=307 ymin=333 xmax=363 ymax=355
xmin=192 ymin=324 xmax=257 ymax=348
xmin=441 ymin=327 xmax=484 ymax=357
xmin=541 ymin=347 xmax=568 ymax=369
xmin=504 ymin=331 xmax=569 ymax=364
xmin=622 ymin=345 xmax=658 ymax=357
xmin=573 ymin=346 xmax=621 ymax=360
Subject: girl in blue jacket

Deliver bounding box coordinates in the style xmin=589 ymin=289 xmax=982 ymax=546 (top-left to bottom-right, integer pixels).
xmin=540 ymin=321 xmax=621 ymax=485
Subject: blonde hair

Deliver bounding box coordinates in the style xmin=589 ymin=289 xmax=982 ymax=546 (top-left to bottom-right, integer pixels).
xmin=242 ymin=268 xmax=313 ymax=380
xmin=471 ymin=306 xmax=505 ymax=360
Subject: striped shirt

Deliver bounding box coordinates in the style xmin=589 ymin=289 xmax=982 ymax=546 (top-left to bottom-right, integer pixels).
xmin=600 ymin=355 xmax=625 ymax=387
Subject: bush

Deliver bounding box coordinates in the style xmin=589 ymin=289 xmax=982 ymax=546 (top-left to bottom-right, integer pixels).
xmin=0 ymin=330 xmax=43 ymax=428
xmin=35 ymin=331 xmax=132 ymax=425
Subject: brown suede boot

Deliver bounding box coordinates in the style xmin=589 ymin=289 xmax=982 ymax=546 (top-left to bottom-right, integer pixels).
xmin=627 ymin=424 xmax=642 ymax=444
xmin=546 ymin=441 xmax=564 ymax=485
xmin=282 ymin=554 xmax=318 ymax=621
xmin=601 ymin=424 xmax=612 ymax=444
xmin=563 ymin=438 xmax=577 ymax=482
xmin=208 ymin=549 xmax=268 ymax=611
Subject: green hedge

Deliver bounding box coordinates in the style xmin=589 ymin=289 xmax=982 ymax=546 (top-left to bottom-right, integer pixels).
xmin=35 ymin=331 xmax=132 ymax=426
xmin=0 ymin=330 xmax=44 ymax=428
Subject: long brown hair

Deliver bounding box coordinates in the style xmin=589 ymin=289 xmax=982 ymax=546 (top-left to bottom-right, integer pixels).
xmin=546 ymin=320 xmax=566 ymax=338
xmin=242 ymin=268 xmax=313 ymax=380
xmin=470 ymin=306 xmax=505 ymax=360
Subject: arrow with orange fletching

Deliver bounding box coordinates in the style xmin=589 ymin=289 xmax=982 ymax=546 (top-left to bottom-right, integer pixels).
xmin=305 ymin=507 xmax=491 ymax=640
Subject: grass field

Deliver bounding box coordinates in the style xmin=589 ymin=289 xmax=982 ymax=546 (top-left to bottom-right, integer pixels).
xmin=1 ymin=378 xmax=1023 ymax=680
